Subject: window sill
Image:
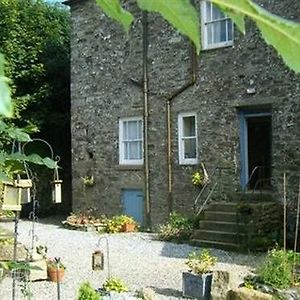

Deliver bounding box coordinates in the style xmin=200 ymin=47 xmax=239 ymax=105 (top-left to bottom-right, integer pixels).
xmin=202 ymin=41 xmax=233 ymax=51
xmin=116 ymin=165 xmax=144 ymax=171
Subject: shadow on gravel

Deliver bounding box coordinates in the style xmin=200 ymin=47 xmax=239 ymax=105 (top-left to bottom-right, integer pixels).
xmin=151 ymin=287 xmax=182 ymax=298
xmin=160 ymin=242 xmax=197 ymax=258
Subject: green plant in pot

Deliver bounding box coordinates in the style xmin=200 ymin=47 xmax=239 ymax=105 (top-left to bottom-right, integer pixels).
xmin=183 ymin=249 xmax=217 ymax=300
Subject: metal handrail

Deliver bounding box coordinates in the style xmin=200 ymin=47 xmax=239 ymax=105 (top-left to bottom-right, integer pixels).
xmin=193 ymin=166 xmax=231 ymax=216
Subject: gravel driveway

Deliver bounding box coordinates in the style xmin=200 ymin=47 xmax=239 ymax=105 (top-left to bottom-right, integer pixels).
xmin=0 ymin=217 xmax=263 ymax=300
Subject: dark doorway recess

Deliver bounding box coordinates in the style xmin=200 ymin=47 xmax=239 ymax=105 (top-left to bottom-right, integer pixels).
xmin=247 ymin=116 xmax=272 ymax=190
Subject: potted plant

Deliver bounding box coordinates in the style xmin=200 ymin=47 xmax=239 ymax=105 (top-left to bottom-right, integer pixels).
xmin=183 ymin=249 xmax=217 ymax=300
xmin=119 ymin=215 xmax=137 ymax=232
xmin=47 ymin=257 xmax=65 ymax=282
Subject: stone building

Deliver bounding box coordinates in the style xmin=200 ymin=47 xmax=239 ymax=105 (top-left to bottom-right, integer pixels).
xmin=65 ymin=0 xmax=300 ymax=235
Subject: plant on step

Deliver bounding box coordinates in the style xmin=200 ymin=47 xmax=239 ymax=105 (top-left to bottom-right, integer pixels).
xmin=258 ymin=247 xmax=300 ymax=289
xmin=186 ymin=249 xmax=217 ymax=275
xmin=102 ymin=277 xmax=128 ymax=293
xmin=78 ymin=282 xmax=101 ymax=300
xmin=158 ymin=212 xmax=193 ymax=242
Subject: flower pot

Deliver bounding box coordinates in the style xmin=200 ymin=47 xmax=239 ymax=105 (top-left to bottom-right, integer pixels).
xmin=47 ymin=267 xmax=65 ymax=282
xmin=122 ymin=223 xmax=136 ymax=232
xmin=182 ymin=272 xmax=212 ymax=300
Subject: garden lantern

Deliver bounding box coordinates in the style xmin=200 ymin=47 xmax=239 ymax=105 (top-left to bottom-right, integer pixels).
xmin=17 ymin=179 xmax=32 ymax=204
xmin=92 ymin=250 xmax=104 ymax=271
xmin=1 ymin=181 xmax=22 ymax=211
xmin=52 ymin=168 xmax=62 ymax=204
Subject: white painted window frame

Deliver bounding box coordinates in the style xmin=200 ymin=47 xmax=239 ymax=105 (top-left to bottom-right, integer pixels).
xmin=178 ymin=112 xmax=198 ymax=165
xmin=119 ymin=116 xmax=143 ymax=165
xmin=201 ymin=0 xmax=234 ymax=50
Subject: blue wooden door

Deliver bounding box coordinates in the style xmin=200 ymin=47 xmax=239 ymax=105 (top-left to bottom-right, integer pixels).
xmin=122 ymin=189 xmax=144 ymax=225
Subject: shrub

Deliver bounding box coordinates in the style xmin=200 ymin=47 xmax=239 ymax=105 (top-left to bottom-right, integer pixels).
xmin=258 ymin=248 xmax=300 ymax=289
xmin=102 ymin=277 xmax=128 ymax=293
xmin=78 ymin=282 xmax=101 ymax=300
xmin=158 ymin=212 xmax=193 ymax=242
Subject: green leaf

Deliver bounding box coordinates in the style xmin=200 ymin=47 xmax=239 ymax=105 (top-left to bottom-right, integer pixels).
xmin=6 ymin=127 xmax=31 ymax=142
xmin=212 ymin=0 xmax=300 ymax=73
xmin=137 ymin=0 xmax=200 ymax=54
xmin=0 ymin=54 xmax=13 ymax=118
xmin=0 ymin=171 xmax=10 ymax=182
xmin=42 ymin=157 xmax=57 ymax=169
xmin=95 ymin=0 xmax=134 ymax=33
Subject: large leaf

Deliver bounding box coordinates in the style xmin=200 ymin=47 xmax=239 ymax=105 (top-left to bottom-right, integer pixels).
xmin=6 ymin=127 xmax=32 ymax=142
xmin=212 ymin=0 xmax=300 ymax=73
xmin=95 ymin=0 xmax=134 ymax=33
xmin=0 ymin=54 xmax=13 ymax=118
xmin=137 ymin=0 xmax=200 ymax=54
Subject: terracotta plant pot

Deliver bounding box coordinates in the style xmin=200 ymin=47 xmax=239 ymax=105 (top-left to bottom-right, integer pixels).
xmin=122 ymin=223 xmax=136 ymax=232
xmin=47 ymin=267 xmax=65 ymax=282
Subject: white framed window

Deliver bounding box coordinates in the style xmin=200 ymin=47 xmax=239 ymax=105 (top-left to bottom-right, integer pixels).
xmin=119 ymin=117 xmax=143 ymax=165
xmin=178 ymin=112 xmax=198 ymax=165
xmin=201 ymin=1 xmax=234 ymax=50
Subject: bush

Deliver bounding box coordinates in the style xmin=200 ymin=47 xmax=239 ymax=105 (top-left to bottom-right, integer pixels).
xmin=186 ymin=249 xmax=217 ymax=275
xmin=104 ymin=215 xmax=137 ymax=233
xmin=258 ymin=248 xmax=300 ymax=289
xmin=78 ymin=282 xmax=101 ymax=300
xmin=102 ymin=277 xmax=128 ymax=293
xmin=158 ymin=212 xmax=193 ymax=242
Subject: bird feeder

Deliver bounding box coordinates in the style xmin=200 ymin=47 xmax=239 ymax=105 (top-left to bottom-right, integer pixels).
xmin=92 ymin=250 xmax=104 ymax=271
xmin=52 ymin=168 xmax=62 ymax=204
xmin=1 ymin=181 xmax=22 ymax=211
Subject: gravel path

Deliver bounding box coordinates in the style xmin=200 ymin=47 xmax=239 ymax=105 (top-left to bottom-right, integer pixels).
xmin=0 ymin=217 xmax=264 ymax=300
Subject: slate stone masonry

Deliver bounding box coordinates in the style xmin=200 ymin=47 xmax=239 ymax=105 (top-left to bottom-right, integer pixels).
xmin=68 ymin=0 xmax=300 ymax=226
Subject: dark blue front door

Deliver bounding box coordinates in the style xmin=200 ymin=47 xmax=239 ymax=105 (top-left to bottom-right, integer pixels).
xmin=122 ymin=189 xmax=144 ymax=225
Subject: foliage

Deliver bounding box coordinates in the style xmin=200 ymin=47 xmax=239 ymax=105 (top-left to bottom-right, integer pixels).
xmin=186 ymin=249 xmax=217 ymax=275
xmin=0 ymin=54 xmax=12 ymax=118
xmin=78 ymin=282 xmax=101 ymax=300
xmin=0 ymin=237 xmax=14 ymax=246
xmin=258 ymin=248 xmax=300 ymax=289
xmin=46 ymin=258 xmax=65 ymax=270
xmin=102 ymin=277 xmax=128 ymax=293
xmin=0 ymin=209 xmax=15 ymax=218
xmin=192 ymin=171 xmax=204 ymax=187
xmin=104 ymin=215 xmax=137 ymax=233
xmin=95 ymin=0 xmax=300 ymax=73
xmin=158 ymin=212 xmax=193 ymax=242
xmin=0 ymin=0 xmax=70 ymax=126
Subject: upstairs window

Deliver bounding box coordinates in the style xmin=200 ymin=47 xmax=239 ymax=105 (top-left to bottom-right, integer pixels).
xmin=178 ymin=112 xmax=198 ymax=165
xmin=119 ymin=117 xmax=143 ymax=165
xmin=201 ymin=1 xmax=233 ymax=50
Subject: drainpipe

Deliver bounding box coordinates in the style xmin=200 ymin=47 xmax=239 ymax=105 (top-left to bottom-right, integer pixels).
xmin=142 ymin=11 xmax=151 ymax=230
xmin=166 ymin=45 xmax=197 ymax=214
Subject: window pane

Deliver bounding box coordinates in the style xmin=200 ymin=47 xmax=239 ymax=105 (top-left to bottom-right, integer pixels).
xmin=138 ymin=120 xmax=143 ymax=139
xmin=212 ymin=4 xmax=224 ymax=20
xmin=207 ymin=23 xmax=213 ymax=45
xmin=213 ymin=20 xmax=227 ymax=43
xmin=123 ymin=122 xmax=128 ymax=140
xmin=124 ymin=142 xmax=129 ymax=159
xmin=128 ymin=141 xmax=140 ymax=159
xmin=128 ymin=121 xmax=138 ymax=139
xmin=206 ymin=2 xmax=212 ymax=22
xmin=184 ymin=138 xmax=196 ymax=159
xmin=183 ymin=116 xmax=195 ymax=137
xmin=227 ymin=19 xmax=233 ymax=41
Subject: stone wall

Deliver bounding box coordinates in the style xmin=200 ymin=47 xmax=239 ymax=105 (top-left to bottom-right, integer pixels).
xmin=68 ymin=0 xmax=300 ymax=226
